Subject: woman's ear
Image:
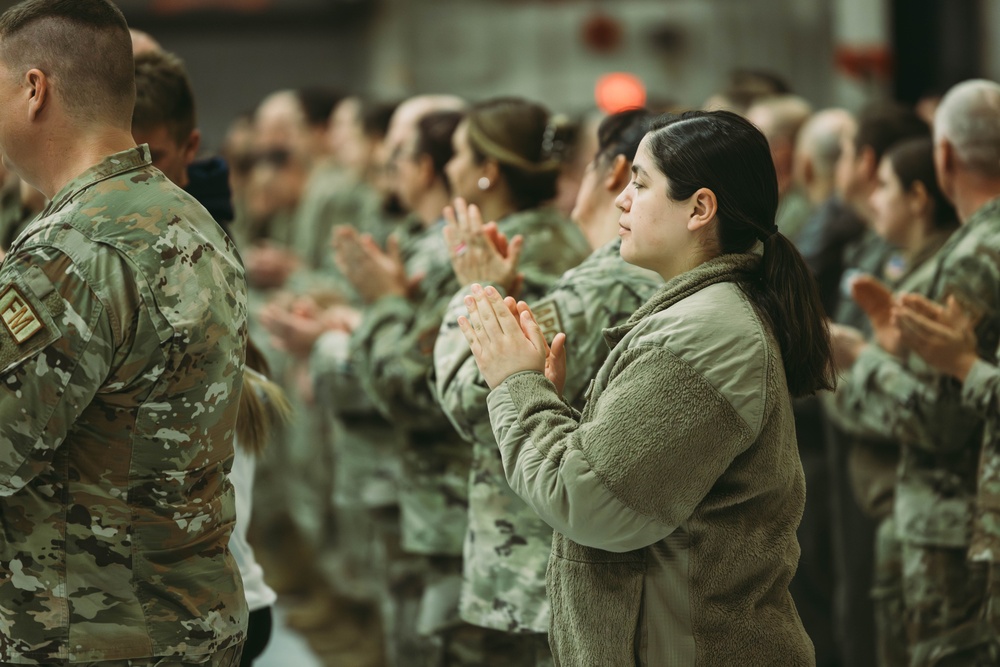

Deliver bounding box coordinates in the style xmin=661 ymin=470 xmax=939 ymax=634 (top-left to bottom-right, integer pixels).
xmin=908 ymin=180 xmax=930 ymax=216
xmin=687 ymin=187 xmax=718 ymax=232
xmin=482 ymin=159 xmax=501 ymax=187
xmin=604 ymin=154 xmax=630 ymax=192
xmin=417 ymin=153 xmax=436 ymax=188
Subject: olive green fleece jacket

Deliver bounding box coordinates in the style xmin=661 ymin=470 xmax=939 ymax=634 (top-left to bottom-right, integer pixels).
xmin=486 ymin=253 xmax=815 ymax=666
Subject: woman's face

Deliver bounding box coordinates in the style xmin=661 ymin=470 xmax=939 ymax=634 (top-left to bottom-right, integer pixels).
xmin=444 ymin=120 xmax=487 ymax=205
xmin=393 ymin=128 xmax=425 ymax=212
xmin=870 ymin=157 xmax=915 ymax=247
xmin=614 ymin=138 xmax=693 ymax=278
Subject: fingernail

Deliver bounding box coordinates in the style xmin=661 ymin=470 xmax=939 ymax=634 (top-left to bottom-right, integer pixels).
xmin=464 ymin=295 xmax=474 ymax=306
xmin=471 ymin=284 xmax=482 ymax=294
xmin=485 ymin=286 xmax=497 ymax=297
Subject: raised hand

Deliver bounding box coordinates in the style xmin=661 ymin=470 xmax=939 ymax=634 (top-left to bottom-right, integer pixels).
xmin=895 ymin=293 xmax=979 ymax=381
xmin=458 ymin=284 xmax=546 ymax=389
xmin=259 ymin=299 xmax=328 ymax=359
xmin=332 ymin=226 xmax=409 ymax=303
xmin=828 ymin=322 xmax=868 ymax=370
xmin=514 ymin=299 xmax=567 ymax=394
xmin=444 ymin=198 xmax=523 ymax=296
xmin=851 ymin=274 xmax=903 ymax=356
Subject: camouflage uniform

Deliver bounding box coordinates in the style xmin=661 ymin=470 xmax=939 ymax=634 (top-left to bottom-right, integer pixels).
xmin=962 ymin=336 xmax=1000 ymax=660
xmin=0 ymin=146 xmax=248 ymax=664
xmin=833 ymin=198 xmax=1000 ymax=665
xmin=433 ymin=240 xmax=659 ymax=639
xmin=826 ymin=232 xmax=956 ymax=667
xmin=351 ymin=207 xmax=588 ymax=665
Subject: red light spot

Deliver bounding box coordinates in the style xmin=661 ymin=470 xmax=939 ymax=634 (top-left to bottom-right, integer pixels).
xmin=595 ymin=73 xmax=647 ymax=114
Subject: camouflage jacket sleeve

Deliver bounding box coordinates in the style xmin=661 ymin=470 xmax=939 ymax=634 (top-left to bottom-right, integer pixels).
xmin=962 ymin=358 xmax=1000 ymax=418
xmin=833 ymin=343 xmax=982 ymax=453
xmin=432 ymin=289 xmax=493 ymax=442
xmin=0 ymin=247 xmax=115 ymax=495
xmin=966 ymin=356 xmax=1000 ymax=562
xmin=350 ymin=292 xmax=454 ymax=430
xmin=310 ymin=328 xmax=381 ymax=417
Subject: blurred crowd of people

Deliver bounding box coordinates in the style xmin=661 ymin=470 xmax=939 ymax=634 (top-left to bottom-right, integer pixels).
xmin=2 ymin=32 xmax=998 ymax=667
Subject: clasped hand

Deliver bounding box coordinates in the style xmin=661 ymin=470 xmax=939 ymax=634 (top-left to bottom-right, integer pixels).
xmin=458 ymin=283 xmax=566 ymax=392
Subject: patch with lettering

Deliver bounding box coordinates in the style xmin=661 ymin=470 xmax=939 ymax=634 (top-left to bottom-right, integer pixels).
xmin=0 ymin=285 xmax=44 ymax=344
xmin=532 ymin=299 xmax=564 ymax=344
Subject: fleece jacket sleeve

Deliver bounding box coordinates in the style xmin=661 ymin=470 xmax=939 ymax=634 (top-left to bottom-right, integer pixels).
xmin=487 ymin=346 xmax=757 ymax=554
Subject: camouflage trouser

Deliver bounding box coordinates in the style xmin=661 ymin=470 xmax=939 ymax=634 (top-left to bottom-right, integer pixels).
xmin=983 ymin=564 xmax=1000 ymax=659
xmin=440 ymin=625 xmax=553 ymax=667
xmin=901 ymin=542 xmax=993 ymax=666
xmin=873 ymin=517 xmax=909 ymax=667
xmin=19 ymin=643 xmax=245 ymax=667
xmin=373 ymin=508 xmax=438 ymax=667
xmin=321 ymin=501 xmax=384 ymax=602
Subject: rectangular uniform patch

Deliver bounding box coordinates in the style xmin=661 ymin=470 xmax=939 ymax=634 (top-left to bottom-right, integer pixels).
xmin=0 ymin=285 xmax=45 ymax=344
xmin=532 ymin=299 xmax=563 ymax=344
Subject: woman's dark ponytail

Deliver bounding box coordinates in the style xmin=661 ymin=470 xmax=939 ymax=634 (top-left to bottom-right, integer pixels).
xmin=757 ymin=231 xmax=835 ymax=396
xmin=647 ymin=110 xmax=835 ymax=397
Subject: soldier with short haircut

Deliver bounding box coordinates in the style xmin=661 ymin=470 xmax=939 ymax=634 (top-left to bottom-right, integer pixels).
xmin=0 ymin=1 xmax=248 ymax=665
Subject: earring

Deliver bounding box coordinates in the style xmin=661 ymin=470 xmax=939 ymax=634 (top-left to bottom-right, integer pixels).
xmin=478 ymin=177 xmax=491 ymax=191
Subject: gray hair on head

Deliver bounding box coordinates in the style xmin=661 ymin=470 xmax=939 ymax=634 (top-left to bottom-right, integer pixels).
xmin=935 ymin=79 xmax=1000 ymax=177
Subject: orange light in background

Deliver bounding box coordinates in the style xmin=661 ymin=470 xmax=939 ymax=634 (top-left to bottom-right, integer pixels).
xmin=595 ymin=73 xmax=647 ymax=114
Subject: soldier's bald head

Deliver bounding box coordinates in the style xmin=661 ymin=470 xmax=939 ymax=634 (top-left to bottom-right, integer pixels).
xmin=0 ymin=0 xmax=135 ymax=129
xmin=385 ymin=95 xmax=467 ymax=157
xmin=935 ymin=80 xmax=1000 ymax=178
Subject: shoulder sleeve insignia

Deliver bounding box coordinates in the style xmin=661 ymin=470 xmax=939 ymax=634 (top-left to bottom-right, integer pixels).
xmin=532 ymin=298 xmax=563 ymax=344
xmin=1 ymin=284 xmax=45 ymax=344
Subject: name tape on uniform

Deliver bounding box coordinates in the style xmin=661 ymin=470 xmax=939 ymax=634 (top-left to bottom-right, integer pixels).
xmin=0 ymin=285 xmax=45 ymax=344
xmin=532 ymin=300 xmax=563 ymax=344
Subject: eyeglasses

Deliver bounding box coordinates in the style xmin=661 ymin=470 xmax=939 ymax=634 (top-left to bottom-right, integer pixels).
xmin=229 ymin=148 xmax=294 ymax=175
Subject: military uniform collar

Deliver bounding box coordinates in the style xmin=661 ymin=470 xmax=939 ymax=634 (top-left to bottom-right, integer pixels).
xmin=40 ymin=145 xmax=153 ymax=218
xmin=966 ymin=195 xmax=1000 ymax=228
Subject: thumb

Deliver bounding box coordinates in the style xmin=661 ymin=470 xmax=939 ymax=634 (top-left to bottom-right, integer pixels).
xmin=506 ymin=235 xmax=524 ymax=268
xmin=386 ymin=234 xmax=404 ymax=266
xmin=520 ymin=308 xmax=547 ymax=353
xmin=550 ymin=332 xmax=566 ymax=362
xmin=407 ymin=273 xmax=425 ymax=296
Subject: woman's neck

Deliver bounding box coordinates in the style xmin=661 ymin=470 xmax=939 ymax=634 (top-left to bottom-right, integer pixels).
xmin=415 ymin=184 xmax=451 ymax=228
xmin=476 ymin=196 xmax=519 ymax=227
xmin=900 ymin=215 xmax=936 ymax=261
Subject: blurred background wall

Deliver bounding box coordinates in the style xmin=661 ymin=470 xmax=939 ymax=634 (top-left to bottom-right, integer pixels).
xmin=0 ymin=0 xmax=992 ymax=152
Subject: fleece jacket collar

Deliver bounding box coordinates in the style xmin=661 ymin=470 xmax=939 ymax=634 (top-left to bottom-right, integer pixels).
xmin=604 ymin=252 xmax=761 ymax=348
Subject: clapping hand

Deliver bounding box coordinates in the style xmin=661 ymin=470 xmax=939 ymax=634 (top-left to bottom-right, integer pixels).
xmin=852 ymin=275 xmax=904 ymax=357
xmin=259 ymin=297 xmax=360 ymax=359
xmin=444 ymin=198 xmax=523 ymax=296
xmin=332 ymin=227 xmax=416 ymax=303
xmin=828 ymin=322 xmax=868 ymax=371
xmin=459 ymin=283 xmax=567 ymax=393
xmin=894 ymin=293 xmax=979 ymax=382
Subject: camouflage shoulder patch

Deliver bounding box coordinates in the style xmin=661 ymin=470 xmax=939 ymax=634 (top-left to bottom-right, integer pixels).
xmin=532 ymin=298 xmax=563 ymax=344
xmin=1 ymin=284 xmax=44 ymax=344
xmin=0 ymin=277 xmax=61 ymax=375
